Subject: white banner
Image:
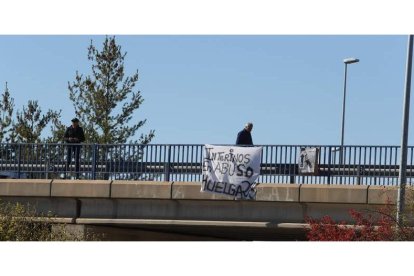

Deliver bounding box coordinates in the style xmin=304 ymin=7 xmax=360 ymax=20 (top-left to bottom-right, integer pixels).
xmin=202 ymin=144 xmax=262 ymax=200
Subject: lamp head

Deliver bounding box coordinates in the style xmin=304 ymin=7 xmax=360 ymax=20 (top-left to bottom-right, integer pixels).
xmin=343 ymin=58 xmax=360 ymax=64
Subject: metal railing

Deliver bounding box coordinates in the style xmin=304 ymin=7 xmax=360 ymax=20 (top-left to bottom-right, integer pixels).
xmin=1 ymin=143 xmax=414 ymax=185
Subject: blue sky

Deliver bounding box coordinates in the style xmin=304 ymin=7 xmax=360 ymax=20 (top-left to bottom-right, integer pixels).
xmin=2 ymin=0 xmax=414 ymax=270
xmin=0 ymin=35 xmax=411 ymax=145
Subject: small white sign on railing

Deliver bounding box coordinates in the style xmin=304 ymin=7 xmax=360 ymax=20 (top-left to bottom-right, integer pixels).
xmin=298 ymin=147 xmax=319 ymax=175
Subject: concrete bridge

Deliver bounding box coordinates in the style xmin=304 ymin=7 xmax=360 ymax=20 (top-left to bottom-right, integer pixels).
xmin=0 ymin=179 xmax=404 ymax=240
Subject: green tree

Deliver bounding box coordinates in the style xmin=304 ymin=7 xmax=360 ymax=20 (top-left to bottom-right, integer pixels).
xmin=45 ymin=117 xmax=66 ymax=143
xmin=13 ymin=100 xmax=61 ymax=143
xmin=0 ymin=82 xmax=14 ymax=143
xmin=68 ymin=36 xmax=154 ymax=144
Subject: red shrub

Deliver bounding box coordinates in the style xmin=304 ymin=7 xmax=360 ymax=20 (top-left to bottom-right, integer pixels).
xmin=306 ymin=215 xmax=355 ymax=241
xmin=306 ymin=206 xmax=413 ymax=241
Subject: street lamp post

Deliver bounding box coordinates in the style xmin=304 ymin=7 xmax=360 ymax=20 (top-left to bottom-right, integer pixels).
xmin=397 ymin=35 xmax=414 ymax=225
xmin=340 ymin=57 xmax=360 ymax=164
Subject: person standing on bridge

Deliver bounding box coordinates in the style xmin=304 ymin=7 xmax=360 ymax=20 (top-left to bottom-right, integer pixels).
xmin=64 ymin=118 xmax=85 ymax=179
xmin=236 ymin=122 xmax=253 ymax=146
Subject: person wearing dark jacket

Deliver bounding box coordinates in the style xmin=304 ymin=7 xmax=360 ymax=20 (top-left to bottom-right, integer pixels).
xmin=64 ymin=118 xmax=85 ymax=179
xmin=236 ymin=122 xmax=253 ymax=146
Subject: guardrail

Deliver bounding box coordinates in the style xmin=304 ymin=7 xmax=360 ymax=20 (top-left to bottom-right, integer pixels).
xmin=1 ymin=143 xmax=414 ymax=185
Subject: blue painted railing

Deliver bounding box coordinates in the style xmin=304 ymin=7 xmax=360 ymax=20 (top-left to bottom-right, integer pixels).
xmin=1 ymin=143 xmax=413 ymax=185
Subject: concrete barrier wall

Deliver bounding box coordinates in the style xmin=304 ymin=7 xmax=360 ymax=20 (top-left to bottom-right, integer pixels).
xmin=2 ymin=180 xmax=412 ymax=226
xmin=51 ymin=180 xmax=111 ymax=198
xmin=111 ymin=181 xmax=171 ymax=199
xmin=300 ymin=184 xmax=368 ymax=204
xmin=0 ymin=180 xmax=404 ymax=204
xmin=0 ymin=179 xmax=52 ymax=197
xmin=256 ymin=184 xmax=300 ymax=202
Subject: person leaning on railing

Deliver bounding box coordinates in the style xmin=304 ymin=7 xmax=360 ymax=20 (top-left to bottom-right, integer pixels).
xmin=64 ymin=118 xmax=85 ymax=179
xmin=236 ymin=122 xmax=254 ymax=146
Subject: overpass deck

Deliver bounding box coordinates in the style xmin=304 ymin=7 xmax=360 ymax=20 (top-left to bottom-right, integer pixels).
xmin=1 ymin=179 xmax=412 ymax=240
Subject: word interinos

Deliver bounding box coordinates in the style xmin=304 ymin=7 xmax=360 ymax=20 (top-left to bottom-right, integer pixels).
xmin=202 ymin=144 xmax=262 ymax=200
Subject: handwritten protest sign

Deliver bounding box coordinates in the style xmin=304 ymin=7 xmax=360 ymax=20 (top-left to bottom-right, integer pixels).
xmin=202 ymin=144 xmax=262 ymax=200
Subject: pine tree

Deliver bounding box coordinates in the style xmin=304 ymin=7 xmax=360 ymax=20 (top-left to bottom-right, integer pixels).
xmin=67 ymin=36 xmax=155 ymax=145
xmin=45 ymin=117 xmax=66 ymax=143
xmin=0 ymin=83 xmax=15 ymax=143
xmin=13 ymin=100 xmax=61 ymax=143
